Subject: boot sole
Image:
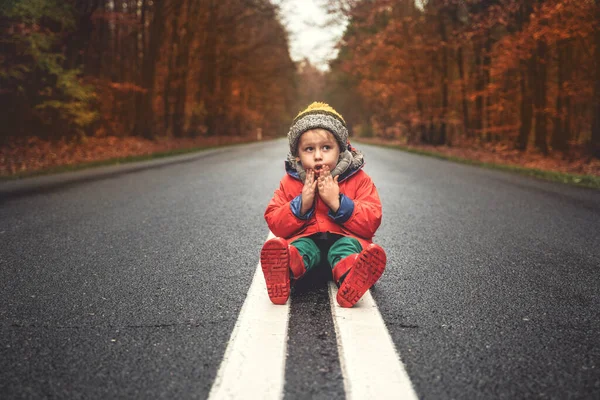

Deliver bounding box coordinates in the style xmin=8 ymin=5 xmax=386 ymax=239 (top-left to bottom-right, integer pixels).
xmin=260 ymin=240 xmax=290 ymax=305
xmin=337 ymin=246 xmax=386 ymax=308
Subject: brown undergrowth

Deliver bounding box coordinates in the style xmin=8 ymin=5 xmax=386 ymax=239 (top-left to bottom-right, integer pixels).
xmin=0 ymin=135 xmax=254 ymax=177
xmin=355 ymin=137 xmax=600 ymax=177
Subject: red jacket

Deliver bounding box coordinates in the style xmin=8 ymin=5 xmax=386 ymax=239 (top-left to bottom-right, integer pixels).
xmin=264 ymin=165 xmax=382 ymax=249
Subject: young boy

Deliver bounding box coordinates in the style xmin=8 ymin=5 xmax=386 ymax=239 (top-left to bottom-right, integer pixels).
xmin=260 ymin=102 xmax=386 ymax=307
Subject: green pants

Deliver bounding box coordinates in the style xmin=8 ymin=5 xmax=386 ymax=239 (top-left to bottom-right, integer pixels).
xmin=291 ymin=234 xmax=362 ymax=272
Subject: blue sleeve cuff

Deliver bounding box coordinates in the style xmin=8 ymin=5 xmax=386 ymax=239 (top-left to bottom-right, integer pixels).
xmin=328 ymin=194 xmax=354 ymax=223
xmin=290 ymin=194 xmax=314 ymax=220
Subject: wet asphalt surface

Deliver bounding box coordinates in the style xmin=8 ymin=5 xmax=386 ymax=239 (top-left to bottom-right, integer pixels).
xmin=1 ymin=139 xmax=599 ymax=399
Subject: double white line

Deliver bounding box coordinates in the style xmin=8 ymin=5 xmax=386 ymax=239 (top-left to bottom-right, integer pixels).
xmin=208 ymin=233 xmax=418 ymax=400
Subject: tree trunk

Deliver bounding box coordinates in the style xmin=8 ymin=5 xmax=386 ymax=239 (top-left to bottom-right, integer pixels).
xmin=164 ymin=9 xmax=181 ymax=136
xmin=438 ymin=15 xmax=448 ymax=146
xmin=134 ymin=0 xmax=166 ymax=139
xmin=163 ymin=39 xmax=175 ymax=135
xmin=190 ymin=4 xmax=210 ymax=134
xmin=457 ymin=45 xmax=470 ymax=138
xmin=563 ymin=41 xmax=573 ymax=149
xmin=132 ymin=0 xmax=146 ymax=134
xmin=533 ymin=40 xmax=548 ymax=155
xmin=515 ymin=1 xmax=535 ymax=151
xmin=113 ymin=0 xmax=121 ymax=81
xmin=473 ymin=38 xmax=484 ymax=140
xmin=95 ymin=0 xmax=109 ymax=77
xmin=401 ymin=9 xmax=424 ymax=144
xmin=411 ymin=65 xmax=425 ymax=144
xmin=591 ymin=1 xmax=600 ymax=158
xmin=203 ymin=0 xmax=219 ymax=136
xmin=483 ymin=34 xmax=492 ymax=142
xmin=552 ymin=41 xmax=569 ymax=153
xmin=65 ymin=0 xmax=100 ymax=71
xmin=517 ymin=60 xmax=533 ymax=151
xmin=172 ymin=0 xmax=196 ymax=138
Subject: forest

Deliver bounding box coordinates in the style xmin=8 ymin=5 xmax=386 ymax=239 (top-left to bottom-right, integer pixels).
xmin=0 ymin=0 xmax=296 ymax=141
xmin=325 ymin=0 xmax=600 ymax=159
xmin=1 ymin=0 xmax=599 ymax=177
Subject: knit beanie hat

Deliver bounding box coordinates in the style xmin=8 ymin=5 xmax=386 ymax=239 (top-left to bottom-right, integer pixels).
xmin=288 ymin=102 xmax=348 ymax=156
xmin=286 ymin=102 xmax=364 ymax=182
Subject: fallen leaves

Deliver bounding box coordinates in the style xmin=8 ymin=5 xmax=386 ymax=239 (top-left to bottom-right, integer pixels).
xmin=0 ymin=135 xmax=252 ymax=177
xmin=358 ymin=137 xmax=600 ymax=177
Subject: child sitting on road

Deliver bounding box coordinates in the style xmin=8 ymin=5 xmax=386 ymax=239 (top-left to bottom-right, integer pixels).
xmin=260 ymin=102 xmax=386 ymax=307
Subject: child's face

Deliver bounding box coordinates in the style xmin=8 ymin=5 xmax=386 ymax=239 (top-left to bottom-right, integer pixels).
xmin=295 ymin=129 xmax=340 ymax=176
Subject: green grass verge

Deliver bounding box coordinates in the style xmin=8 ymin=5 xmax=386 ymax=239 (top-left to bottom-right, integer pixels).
xmin=356 ymin=140 xmax=600 ymax=190
xmin=0 ymin=140 xmax=255 ymax=181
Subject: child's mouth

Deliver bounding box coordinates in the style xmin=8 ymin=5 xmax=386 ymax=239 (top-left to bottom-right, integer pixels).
xmin=314 ymin=165 xmax=323 ymax=174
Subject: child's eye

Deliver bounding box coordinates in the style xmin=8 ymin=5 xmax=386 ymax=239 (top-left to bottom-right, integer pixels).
xmin=323 ymin=145 xmax=331 ymax=150
xmin=304 ymin=147 xmax=313 ymax=152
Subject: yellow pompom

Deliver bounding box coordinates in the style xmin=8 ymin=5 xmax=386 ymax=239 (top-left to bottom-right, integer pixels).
xmin=295 ymin=102 xmax=345 ymax=124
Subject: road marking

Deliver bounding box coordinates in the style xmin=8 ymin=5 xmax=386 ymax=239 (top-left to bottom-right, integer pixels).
xmin=208 ymin=232 xmax=289 ymax=400
xmin=328 ymin=282 xmax=419 ymax=400
xmin=209 ymin=231 xmax=417 ymax=399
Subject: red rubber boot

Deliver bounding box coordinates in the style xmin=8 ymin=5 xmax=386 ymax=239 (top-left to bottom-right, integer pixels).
xmin=260 ymin=237 xmax=291 ymax=304
xmin=334 ymin=244 xmax=386 ymax=308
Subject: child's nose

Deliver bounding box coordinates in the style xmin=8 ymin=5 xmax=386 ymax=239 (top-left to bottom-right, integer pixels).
xmin=314 ymin=149 xmax=322 ymax=159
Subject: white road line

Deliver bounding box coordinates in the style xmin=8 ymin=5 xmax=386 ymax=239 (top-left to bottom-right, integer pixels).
xmin=208 ymin=232 xmax=289 ymax=400
xmin=328 ymin=282 xmax=419 ymax=400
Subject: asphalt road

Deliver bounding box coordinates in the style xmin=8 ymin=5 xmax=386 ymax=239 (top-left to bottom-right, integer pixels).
xmin=1 ymin=139 xmax=599 ymax=399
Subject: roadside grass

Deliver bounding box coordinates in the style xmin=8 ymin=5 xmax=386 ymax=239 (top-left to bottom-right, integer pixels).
xmin=0 ymin=141 xmax=251 ymax=181
xmin=357 ymin=140 xmax=600 ymax=190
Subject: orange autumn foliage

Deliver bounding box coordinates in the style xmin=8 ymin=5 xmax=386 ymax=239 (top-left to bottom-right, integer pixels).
xmin=326 ymin=0 xmax=600 ymax=159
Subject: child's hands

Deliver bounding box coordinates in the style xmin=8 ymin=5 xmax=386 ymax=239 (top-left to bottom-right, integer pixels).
xmin=317 ymin=165 xmax=340 ymax=213
xmin=300 ymin=169 xmax=317 ymax=215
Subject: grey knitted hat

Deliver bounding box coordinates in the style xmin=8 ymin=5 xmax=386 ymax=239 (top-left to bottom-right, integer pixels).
xmin=288 ymin=102 xmax=348 ymax=156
